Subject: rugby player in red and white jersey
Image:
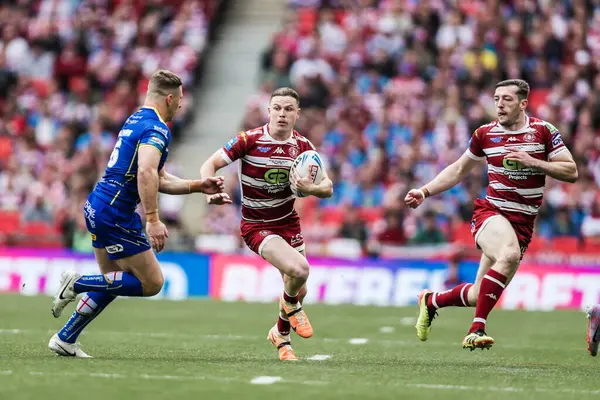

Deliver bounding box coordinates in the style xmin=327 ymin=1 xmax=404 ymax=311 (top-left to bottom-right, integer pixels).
xmin=200 ymin=87 xmax=333 ymax=361
xmin=405 ymin=79 xmax=578 ymax=350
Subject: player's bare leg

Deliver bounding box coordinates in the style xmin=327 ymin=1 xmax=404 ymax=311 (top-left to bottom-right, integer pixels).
xmin=463 ymin=216 xmax=521 ymax=350
xmin=49 ymin=249 xmax=123 ymax=357
xmin=261 ymin=237 xmax=313 ymax=339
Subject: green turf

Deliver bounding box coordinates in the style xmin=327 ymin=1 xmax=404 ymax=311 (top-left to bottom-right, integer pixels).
xmin=0 ymin=293 xmax=597 ymax=400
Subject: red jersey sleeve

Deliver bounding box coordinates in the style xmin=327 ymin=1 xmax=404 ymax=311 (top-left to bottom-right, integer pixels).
xmin=465 ymin=129 xmax=486 ymax=161
xmin=543 ymin=121 xmax=568 ymax=160
xmin=219 ymin=131 xmax=249 ymax=165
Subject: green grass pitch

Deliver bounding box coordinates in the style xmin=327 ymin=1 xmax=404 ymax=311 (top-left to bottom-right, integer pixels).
xmin=0 ymin=293 xmax=598 ymax=400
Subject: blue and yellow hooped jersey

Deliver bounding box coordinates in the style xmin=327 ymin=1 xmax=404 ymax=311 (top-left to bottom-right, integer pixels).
xmin=93 ymin=107 xmax=171 ymax=211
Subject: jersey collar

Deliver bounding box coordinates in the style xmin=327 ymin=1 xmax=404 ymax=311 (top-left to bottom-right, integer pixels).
xmin=141 ymin=107 xmax=166 ymax=124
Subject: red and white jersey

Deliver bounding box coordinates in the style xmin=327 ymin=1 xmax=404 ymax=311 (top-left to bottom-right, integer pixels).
xmin=219 ymin=124 xmax=316 ymax=223
xmin=466 ymin=116 xmax=568 ymax=225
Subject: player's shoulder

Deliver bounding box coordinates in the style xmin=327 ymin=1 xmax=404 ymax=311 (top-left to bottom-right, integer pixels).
xmin=293 ymin=130 xmax=316 ymax=150
xmin=529 ymin=117 xmax=559 ymax=135
xmin=474 ymin=120 xmax=499 ymax=136
xmin=240 ymin=125 xmax=266 ymax=145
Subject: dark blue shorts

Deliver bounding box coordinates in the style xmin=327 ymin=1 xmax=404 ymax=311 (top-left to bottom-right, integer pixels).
xmin=84 ymin=193 xmax=151 ymax=260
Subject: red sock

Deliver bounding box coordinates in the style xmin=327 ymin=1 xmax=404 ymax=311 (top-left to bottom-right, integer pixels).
xmin=469 ymin=269 xmax=507 ymax=333
xmin=277 ymin=315 xmax=290 ymax=336
xmin=283 ymin=291 xmax=299 ymax=304
xmin=427 ymin=283 xmax=473 ymax=309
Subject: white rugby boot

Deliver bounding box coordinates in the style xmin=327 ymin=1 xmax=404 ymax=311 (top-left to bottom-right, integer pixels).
xmin=48 ymin=333 xmax=92 ymax=358
xmin=51 ymin=270 xmax=80 ymax=318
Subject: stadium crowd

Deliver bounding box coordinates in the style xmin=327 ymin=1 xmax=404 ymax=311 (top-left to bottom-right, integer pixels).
xmin=0 ymin=0 xmax=220 ymax=250
xmin=206 ymin=0 xmax=600 ymax=256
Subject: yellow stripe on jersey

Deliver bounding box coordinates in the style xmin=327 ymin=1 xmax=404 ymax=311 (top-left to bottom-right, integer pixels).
xmin=110 ymin=190 xmax=121 ymax=205
xmin=142 ymin=107 xmax=166 ymax=124
xmin=139 ymin=143 xmax=163 ymax=155
xmin=125 ymin=140 xmax=141 ymax=181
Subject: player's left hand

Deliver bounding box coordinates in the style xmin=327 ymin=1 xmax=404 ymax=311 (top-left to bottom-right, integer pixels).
xmin=504 ymin=148 xmax=539 ymax=168
xmin=290 ymin=171 xmax=316 ymax=196
xmin=199 ymin=176 xmax=225 ymax=194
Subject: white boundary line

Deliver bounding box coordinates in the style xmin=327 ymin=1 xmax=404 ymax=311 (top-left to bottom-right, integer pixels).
xmin=407 ymin=383 xmax=600 ymax=396
xmin=0 ymin=328 xmax=586 ymax=351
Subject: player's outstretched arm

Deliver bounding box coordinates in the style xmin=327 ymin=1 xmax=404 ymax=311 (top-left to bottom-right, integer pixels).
xmin=200 ymin=150 xmax=233 ymax=205
xmin=138 ymin=145 xmax=168 ymax=252
xmin=158 ymin=168 xmax=225 ymax=195
xmin=505 ymin=148 xmax=578 ymax=183
xmin=405 ymin=153 xmax=482 ymax=209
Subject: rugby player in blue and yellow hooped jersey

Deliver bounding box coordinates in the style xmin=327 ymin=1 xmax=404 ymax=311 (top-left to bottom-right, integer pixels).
xmin=48 ymin=70 xmax=226 ymax=357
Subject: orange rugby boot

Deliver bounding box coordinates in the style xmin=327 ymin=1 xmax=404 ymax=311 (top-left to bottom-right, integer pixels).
xmin=267 ymin=325 xmax=298 ymax=361
xmin=280 ymin=295 xmax=313 ymax=338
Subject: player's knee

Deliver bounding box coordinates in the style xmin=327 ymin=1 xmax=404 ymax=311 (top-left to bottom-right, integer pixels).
xmin=288 ymin=259 xmax=310 ymax=281
xmin=142 ymin=274 xmax=164 ymax=297
xmin=498 ymin=247 xmax=521 ymax=270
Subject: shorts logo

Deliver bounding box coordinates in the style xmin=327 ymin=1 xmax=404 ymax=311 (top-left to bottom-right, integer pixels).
xmin=288 ymin=147 xmax=299 ymax=158
xmin=91 ymin=234 xmax=97 ymax=241
xmin=105 ymin=244 xmax=124 ymax=254
xmin=290 ymin=233 xmax=303 ymax=246
xmin=259 ymin=230 xmax=271 ymax=237
xmin=264 ymin=168 xmax=289 ymax=184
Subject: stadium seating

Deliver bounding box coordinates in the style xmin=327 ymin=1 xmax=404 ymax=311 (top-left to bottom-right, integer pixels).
xmin=224 ymin=0 xmax=600 ymax=257
xmin=0 ymin=0 xmax=226 ymax=249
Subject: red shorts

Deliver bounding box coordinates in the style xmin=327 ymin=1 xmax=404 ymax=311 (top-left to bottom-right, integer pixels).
xmin=470 ymin=198 xmax=534 ymax=256
xmin=240 ymin=215 xmax=305 ymax=256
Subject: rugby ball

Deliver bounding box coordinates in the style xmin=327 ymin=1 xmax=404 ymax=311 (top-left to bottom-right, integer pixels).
xmin=290 ymin=150 xmax=324 ymax=198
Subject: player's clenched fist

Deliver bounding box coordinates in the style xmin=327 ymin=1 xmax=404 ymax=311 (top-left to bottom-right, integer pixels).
xmin=200 ymin=176 xmax=226 ymax=194
xmin=146 ymin=220 xmax=169 ymax=253
xmin=404 ymin=189 xmax=426 ymax=209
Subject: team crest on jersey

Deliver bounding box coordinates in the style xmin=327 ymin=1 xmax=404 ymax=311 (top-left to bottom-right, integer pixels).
xmin=288 ymin=147 xmax=299 ymax=158
xmin=524 ymin=133 xmax=536 ymax=142
xmin=490 ymin=137 xmax=503 ymax=143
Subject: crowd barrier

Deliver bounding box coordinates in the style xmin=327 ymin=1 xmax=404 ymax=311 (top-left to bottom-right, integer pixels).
xmin=1 ymin=248 xmax=598 ymax=310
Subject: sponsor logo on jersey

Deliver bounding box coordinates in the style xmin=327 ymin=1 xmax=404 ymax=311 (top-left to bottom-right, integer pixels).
xmin=119 ymin=129 xmax=133 ymax=137
xmin=264 ymin=168 xmax=289 ymax=184
xmin=153 ymin=125 xmax=169 ymax=136
xmin=551 ymin=132 xmax=563 ymax=147
xmin=507 ymin=137 xmax=519 ymax=142
xmin=225 ymin=137 xmax=238 ymax=151
xmin=490 ymin=137 xmax=503 ymax=143
xmin=502 ymin=158 xmax=522 ymax=170
xmin=274 ymin=147 xmax=285 ymax=155
xmin=257 ymin=146 xmax=270 ymax=153
xmin=149 ymin=136 xmax=165 ymax=147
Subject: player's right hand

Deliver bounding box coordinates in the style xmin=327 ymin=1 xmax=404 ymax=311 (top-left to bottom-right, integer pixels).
xmin=146 ymin=220 xmax=169 ymax=253
xmin=207 ymin=193 xmax=233 ymax=205
xmin=404 ymin=189 xmax=425 ymax=209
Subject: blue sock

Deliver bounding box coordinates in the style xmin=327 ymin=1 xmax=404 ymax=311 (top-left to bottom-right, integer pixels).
xmin=58 ymin=292 xmax=116 ymax=343
xmin=74 ymin=272 xmax=144 ymax=297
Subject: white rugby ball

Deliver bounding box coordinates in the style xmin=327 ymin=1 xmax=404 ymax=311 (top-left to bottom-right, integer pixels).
xmin=290 ymin=150 xmax=324 ymax=198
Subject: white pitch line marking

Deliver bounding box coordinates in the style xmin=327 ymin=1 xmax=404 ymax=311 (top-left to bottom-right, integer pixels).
xmin=250 ymin=376 xmax=283 ymax=385
xmin=348 ymin=338 xmax=368 ymax=345
xmin=307 ymin=354 xmax=331 ymax=361
xmin=379 ymin=326 xmax=394 ymax=334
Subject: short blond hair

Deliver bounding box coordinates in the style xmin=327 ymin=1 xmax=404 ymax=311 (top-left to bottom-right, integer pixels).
xmin=270 ymin=87 xmax=300 ymax=107
xmin=147 ymin=69 xmax=182 ymax=97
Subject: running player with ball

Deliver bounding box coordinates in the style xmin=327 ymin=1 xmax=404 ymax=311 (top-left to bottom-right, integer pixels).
xmin=405 ymin=79 xmax=578 ymax=350
xmin=200 ymin=87 xmax=333 ymax=361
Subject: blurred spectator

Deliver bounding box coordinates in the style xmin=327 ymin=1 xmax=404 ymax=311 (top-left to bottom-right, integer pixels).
xmin=338 ymin=207 xmax=369 ymax=249
xmin=410 ymin=211 xmax=446 ymax=245
xmin=233 ymin=0 xmax=600 ymax=255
